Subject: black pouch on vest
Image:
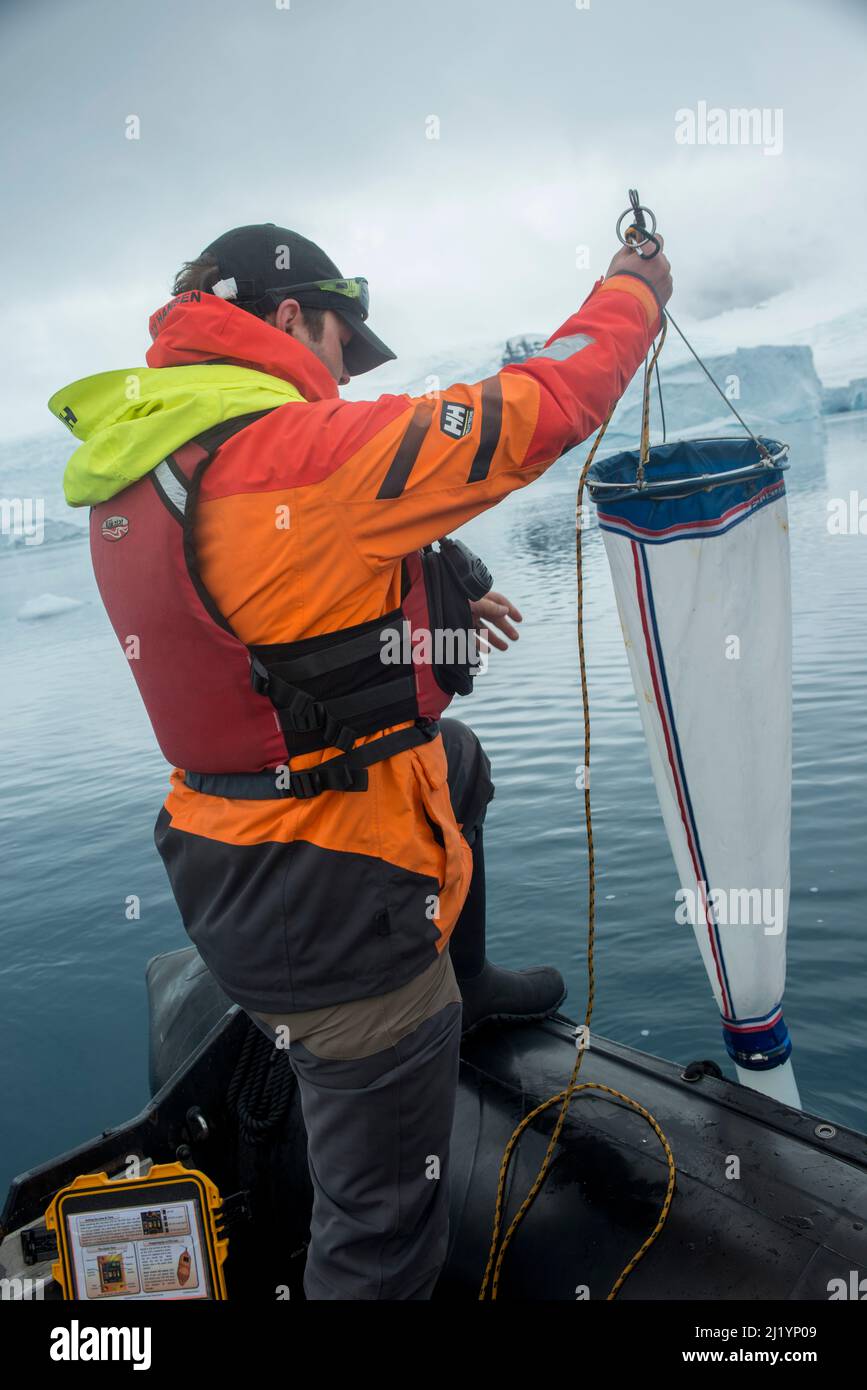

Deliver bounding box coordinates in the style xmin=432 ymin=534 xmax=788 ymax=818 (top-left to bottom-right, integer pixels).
xmin=420 ymin=537 xmax=493 ymax=697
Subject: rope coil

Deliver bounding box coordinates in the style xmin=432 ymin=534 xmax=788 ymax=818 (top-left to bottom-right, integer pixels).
xmin=227 ymin=1023 xmax=295 ymax=1145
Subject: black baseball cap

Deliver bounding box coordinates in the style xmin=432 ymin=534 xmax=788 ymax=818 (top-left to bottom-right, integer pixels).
xmin=200 ymin=223 xmax=397 ymax=376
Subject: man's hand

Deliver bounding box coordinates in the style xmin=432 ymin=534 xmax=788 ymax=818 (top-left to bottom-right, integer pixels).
xmin=605 ymin=233 xmax=673 ymax=310
xmin=469 ymin=591 xmax=522 ymax=654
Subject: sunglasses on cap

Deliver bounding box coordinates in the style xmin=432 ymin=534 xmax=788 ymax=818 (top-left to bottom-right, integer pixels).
xmin=264 ymin=276 xmax=370 ymax=320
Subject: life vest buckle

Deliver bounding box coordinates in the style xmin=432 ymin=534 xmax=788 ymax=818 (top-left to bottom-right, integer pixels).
xmin=286 ymin=691 xmax=325 ymax=733
xmin=289 ymin=759 xmax=363 ymax=797
xmin=249 ymin=656 xmax=271 ymax=695
xmin=281 ymin=688 xmax=360 ymax=752
xmin=289 ymin=767 xmax=322 ymax=799
xmin=323 ymin=718 xmax=358 ymax=753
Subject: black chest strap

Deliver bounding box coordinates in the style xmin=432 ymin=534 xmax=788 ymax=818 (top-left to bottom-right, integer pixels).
xmin=185 ymin=719 xmax=439 ymax=800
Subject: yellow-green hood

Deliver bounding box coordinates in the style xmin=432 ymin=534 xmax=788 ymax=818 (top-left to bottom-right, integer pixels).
xmin=50 ymin=365 xmax=305 ymax=507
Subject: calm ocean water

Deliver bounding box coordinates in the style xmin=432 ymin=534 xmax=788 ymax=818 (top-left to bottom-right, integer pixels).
xmin=1 ymin=411 xmax=866 ymax=1194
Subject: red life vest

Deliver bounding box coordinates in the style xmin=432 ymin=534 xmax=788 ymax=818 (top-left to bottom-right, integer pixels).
xmin=90 ymin=410 xmax=489 ymax=797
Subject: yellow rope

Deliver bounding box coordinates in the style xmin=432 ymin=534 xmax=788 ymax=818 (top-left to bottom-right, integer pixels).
xmin=638 ymin=316 xmax=668 ymax=481
xmin=478 ymin=344 xmax=678 ymax=1301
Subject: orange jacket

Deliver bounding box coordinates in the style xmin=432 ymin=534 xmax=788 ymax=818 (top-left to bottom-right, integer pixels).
xmin=143 ymin=271 xmax=660 ymax=1008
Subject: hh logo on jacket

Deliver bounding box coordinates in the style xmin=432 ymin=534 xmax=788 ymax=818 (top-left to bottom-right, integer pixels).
xmin=440 ymin=401 xmax=474 ymax=439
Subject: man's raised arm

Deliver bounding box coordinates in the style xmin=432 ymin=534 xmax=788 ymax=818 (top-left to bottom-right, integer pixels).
xmin=313 ymin=245 xmax=672 ymax=568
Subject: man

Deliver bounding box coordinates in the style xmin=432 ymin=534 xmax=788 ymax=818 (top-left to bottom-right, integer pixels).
xmin=51 ymin=220 xmax=672 ymax=1300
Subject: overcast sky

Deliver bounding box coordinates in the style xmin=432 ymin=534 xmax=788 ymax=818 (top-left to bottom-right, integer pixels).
xmin=2 ymin=0 xmax=864 ymax=440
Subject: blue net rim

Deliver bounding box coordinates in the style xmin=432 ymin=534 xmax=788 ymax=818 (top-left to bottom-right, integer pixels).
xmin=587 ymin=435 xmax=788 ymax=501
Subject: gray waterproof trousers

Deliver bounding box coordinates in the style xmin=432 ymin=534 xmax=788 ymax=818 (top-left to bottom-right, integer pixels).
xmin=248 ymin=718 xmax=494 ymax=1300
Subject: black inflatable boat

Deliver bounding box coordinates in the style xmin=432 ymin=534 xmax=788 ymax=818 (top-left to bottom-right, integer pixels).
xmin=2 ymin=946 xmax=866 ymax=1300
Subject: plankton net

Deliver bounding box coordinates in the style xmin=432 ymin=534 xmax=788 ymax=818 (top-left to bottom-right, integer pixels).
xmin=583 ymin=228 xmax=799 ymax=1106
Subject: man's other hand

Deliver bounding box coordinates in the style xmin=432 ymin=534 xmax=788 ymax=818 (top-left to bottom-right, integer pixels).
xmin=469 ymin=591 xmax=522 ymax=654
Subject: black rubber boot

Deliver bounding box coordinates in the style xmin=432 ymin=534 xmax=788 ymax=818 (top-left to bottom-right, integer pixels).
xmin=447 ymin=825 xmax=567 ymax=1034
xmin=457 ymin=959 xmax=567 ymax=1036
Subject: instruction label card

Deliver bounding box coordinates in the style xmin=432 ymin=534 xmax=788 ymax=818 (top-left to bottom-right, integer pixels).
xmin=65 ymin=1200 xmax=208 ymax=1299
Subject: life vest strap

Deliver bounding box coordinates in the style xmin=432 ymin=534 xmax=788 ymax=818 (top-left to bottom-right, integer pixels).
xmin=184 ymin=719 xmax=439 ymax=800
xmin=260 ymin=616 xmax=405 ymax=680
xmin=250 ymin=656 xmax=417 ymax=754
